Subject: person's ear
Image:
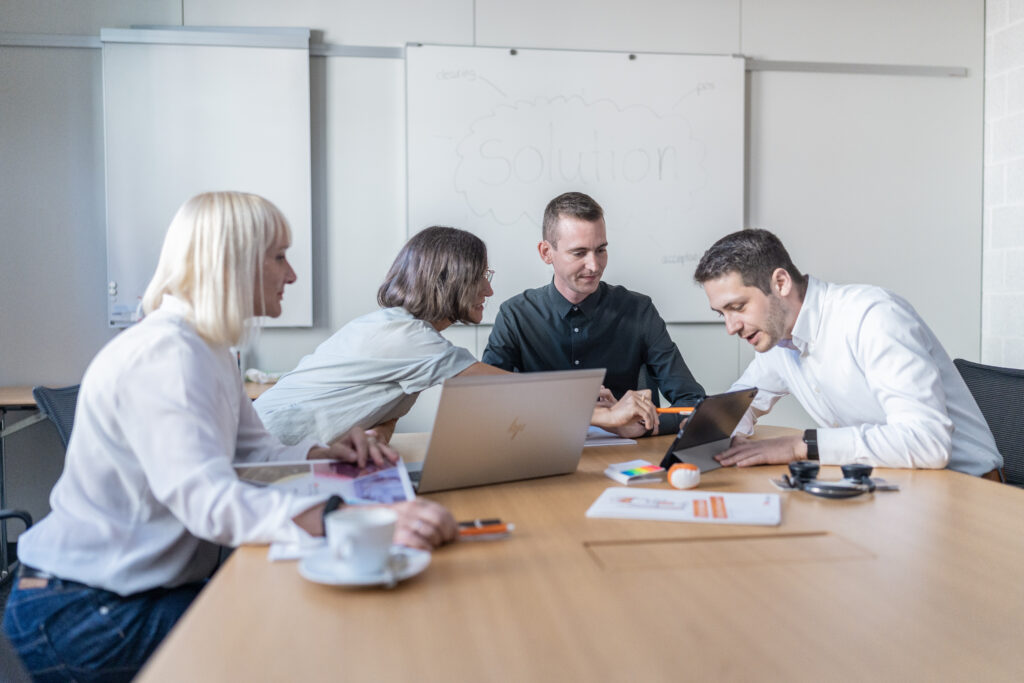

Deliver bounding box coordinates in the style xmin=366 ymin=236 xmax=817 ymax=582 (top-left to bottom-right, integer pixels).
xmin=773 ymin=267 xmax=793 ymax=297
xmin=538 ymin=241 xmax=555 ymax=265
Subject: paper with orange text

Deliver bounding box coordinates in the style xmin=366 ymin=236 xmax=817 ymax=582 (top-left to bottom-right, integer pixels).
xmin=585 ymin=487 xmax=781 ymax=526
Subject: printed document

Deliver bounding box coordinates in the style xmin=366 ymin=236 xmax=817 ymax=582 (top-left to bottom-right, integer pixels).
xmin=586 ymin=487 xmax=781 ymax=526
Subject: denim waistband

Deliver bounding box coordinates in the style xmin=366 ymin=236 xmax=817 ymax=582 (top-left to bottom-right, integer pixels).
xmin=18 ymin=564 xmax=89 ymax=589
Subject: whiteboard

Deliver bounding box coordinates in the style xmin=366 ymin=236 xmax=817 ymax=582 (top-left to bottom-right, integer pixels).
xmin=101 ymin=28 xmax=313 ymax=327
xmin=407 ymin=45 xmax=744 ymax=322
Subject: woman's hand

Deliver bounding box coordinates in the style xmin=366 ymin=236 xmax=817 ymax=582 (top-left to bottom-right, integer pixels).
xmin=390 ymin=499 xmax=458 ymax=550
xmin=292 ymin=498 xmax=458 ymax=544
xmin=366 ymin=418 xmax=398 ymax=445
xmin=308 ymin=427 xmax=400 ymax=468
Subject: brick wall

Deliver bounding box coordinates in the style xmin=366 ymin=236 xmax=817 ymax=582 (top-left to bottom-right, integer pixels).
xmin=985 ymin=1 xmax=1024 ymax=368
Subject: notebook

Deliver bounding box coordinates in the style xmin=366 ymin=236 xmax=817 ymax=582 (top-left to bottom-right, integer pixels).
xmin=407 ymin=369 xmax=605 ymax=493
xmin=659 ymin=388 xmax=758 ymax=472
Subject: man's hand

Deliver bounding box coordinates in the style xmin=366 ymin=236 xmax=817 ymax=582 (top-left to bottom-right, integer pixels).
xmin=308 ymin=426 xmax=400 ymax=468
xmin=390 ymin=499 xmax=458 ymax=550
xmin=592 ymin=389 xmax=658 ymax=438
xmin=715 ymin=434 xmax=807 ymax=467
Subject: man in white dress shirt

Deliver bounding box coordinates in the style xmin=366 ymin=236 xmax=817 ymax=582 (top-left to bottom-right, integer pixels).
xmin=693 ymin=229 xmax=1002 ymax=479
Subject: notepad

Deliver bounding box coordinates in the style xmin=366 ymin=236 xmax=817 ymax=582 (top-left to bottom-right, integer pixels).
xmin=584 ymin=426 xmax=637 ymax=447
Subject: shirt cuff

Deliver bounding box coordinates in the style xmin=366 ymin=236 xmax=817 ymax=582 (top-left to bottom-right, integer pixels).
xmin=816 ymin=427 xmax=857 ymax=465
xmin=657 ymin=413 xmax=680 ymax=435
xmin=732 ymin=410 xmax=756 ymax=437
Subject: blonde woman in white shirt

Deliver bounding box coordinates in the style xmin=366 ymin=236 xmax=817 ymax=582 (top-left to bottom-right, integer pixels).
xmin=3 ymin=192 xmax=457 ymax=681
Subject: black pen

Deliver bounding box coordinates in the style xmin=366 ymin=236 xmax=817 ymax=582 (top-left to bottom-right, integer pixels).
xmin=458 ymin=518 xmax=502 ymax=528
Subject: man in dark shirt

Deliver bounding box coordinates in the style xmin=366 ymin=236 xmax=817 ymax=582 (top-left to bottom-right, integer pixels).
xmin=482 ymin=192 xmax=705 ymax=437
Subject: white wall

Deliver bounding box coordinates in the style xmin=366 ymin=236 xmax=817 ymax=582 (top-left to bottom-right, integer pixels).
xmin=0 ymin=0 xmax=990 ymax=520
xmin=984 ymin=0 xmax=1024 ymax=367
xmin=0 ymin=0 xmax=183 ymax=529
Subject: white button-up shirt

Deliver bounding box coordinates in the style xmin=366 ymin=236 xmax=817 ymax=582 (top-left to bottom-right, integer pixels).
xmin=731 ymin=277 xmax=1001 ymax=475
xmin=18 ymin=296 xmax=322 ymax=595
xmin=255 ymin=307 xmax=476 ymax=445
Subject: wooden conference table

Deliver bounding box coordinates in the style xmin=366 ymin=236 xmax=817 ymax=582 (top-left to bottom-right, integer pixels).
xmin=139 ymin=431 xmax=1024 ymax=681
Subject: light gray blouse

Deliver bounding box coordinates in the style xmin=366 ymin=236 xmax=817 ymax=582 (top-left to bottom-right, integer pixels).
xmin=255 ymin=307 xmax=477 ymax=445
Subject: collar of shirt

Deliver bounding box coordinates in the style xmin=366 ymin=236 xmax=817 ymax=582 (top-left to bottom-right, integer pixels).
xmin=544 ymin=280 xmax=606 ymax=320
xmin=158 ymin=293 xmax=193 ymax=319
xmin=785 ymin=275 xmax=826 ymax=356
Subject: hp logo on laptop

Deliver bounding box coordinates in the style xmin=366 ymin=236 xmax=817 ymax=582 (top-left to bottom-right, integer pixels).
xmin=507 ymin=418 xmax=525 ymax=440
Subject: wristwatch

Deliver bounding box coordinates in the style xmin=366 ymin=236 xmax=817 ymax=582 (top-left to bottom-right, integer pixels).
xmin=322 ymin=494 xmax=346 ymax=531
xmin=803 ymin=429 xmax=819 ymax=461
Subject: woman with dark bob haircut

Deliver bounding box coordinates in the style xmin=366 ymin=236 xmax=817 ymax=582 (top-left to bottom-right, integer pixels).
xmin=256 ymin=226 xmax=506 ymax=446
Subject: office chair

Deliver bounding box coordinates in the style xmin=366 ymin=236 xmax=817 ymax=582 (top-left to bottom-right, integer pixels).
xmin=953 ymin=358 xmax=1024 ymax=487
xmin=31 ymin=384 xmax=80 ymax=449
xmin=1 ymin=508 xmax=32 ymax=587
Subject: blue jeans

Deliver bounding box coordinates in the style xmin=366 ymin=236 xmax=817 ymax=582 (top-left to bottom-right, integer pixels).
xmin=2 ymin=574 xmax=203 ymax=682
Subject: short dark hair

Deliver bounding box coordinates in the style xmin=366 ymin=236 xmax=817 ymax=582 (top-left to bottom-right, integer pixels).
xmin=378 ymin=226 xmax=487 ymax=324
xmin=693 ymin=229 xmax=806 ymax=295
xmin=542 ymin=192 xmax=603 ymax=244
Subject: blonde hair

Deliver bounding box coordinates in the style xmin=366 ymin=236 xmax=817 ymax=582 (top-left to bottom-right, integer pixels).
xmin=141 ymin=192 xmax=291 ymax=347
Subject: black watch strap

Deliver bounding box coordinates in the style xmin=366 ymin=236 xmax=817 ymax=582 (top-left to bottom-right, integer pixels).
xmin=322 ymin=494 xmax=345 ymax=531
xmin=803 ymin=429 xmax=819 ymax=461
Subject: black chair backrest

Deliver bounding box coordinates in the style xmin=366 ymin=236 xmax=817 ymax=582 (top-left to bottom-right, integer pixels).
xmin=31 ymin=384 xmax=80 ymax=449
xmin=953 ymin=359 xmax=1024 ymax=486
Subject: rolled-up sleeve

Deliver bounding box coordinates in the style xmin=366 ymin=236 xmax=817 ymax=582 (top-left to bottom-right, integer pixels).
xmin=393 ymin=334 xmax=477 ymax=394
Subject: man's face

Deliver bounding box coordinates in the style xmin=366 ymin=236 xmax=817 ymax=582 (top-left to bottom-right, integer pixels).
xmin=702 ymin=271 xmax=790 ymax=353
xmin=539 ymin=216 xmax=608 ymax=304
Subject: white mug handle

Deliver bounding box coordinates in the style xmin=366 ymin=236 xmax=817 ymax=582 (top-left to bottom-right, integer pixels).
xmin=336 ymin=536 xmax=354 ymax=561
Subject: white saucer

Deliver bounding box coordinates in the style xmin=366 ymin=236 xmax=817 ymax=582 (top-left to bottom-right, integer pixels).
xmin=298 ymin=545 xmax=431 ymax=588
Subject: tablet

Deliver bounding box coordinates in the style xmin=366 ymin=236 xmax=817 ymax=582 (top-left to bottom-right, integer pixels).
xmin=659 ymin=388 xmax=758 ymax=472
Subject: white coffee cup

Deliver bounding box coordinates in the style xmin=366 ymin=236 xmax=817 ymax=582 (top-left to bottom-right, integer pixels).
xmin=324 ymin=507 xmax=397 ymax=575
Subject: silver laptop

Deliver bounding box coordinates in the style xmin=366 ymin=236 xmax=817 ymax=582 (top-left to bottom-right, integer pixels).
xmin=659 ymin=388 xmax=759 ymax=472
xmin=407 ymin=369 xmax=605 ymax=493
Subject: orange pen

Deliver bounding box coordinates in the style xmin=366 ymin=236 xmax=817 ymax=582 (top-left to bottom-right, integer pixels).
xmin=459 ymin=523 xmax=514 ymax=537
xmin=655 ymin=406 xmax=695 ymax=415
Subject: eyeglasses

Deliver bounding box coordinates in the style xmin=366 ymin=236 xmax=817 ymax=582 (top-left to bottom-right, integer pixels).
xmin=484 ymin=268 xmax=495 ymax=283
